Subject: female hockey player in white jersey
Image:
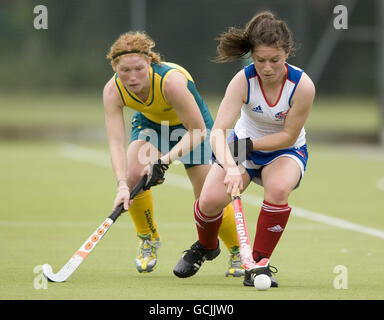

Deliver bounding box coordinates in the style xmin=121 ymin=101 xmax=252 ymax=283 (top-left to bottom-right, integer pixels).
xmin=173 ymin=11 xmax=315 ymax=287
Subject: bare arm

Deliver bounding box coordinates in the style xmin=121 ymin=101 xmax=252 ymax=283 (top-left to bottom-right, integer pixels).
xmin=210 ymin=70 xmax=247 ymax=171
xmin=161 ymin=71 xmax=207 ymax=164
xmin=210 ymin=70 xmax=248 ymax=195
xmin=251 ymin=72 xmax=315 ymax=151
xmin=103 ymin=77 xmax=128 ymax=189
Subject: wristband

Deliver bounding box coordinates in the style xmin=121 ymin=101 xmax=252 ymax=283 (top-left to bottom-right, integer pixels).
xmin=117 ymin=178 xmax=128 ymax=186
xmin=118 ymin=186 xmax=129 ymax=192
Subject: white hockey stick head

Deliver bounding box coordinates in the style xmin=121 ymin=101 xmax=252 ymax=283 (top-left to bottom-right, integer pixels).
xmin=42 ymin=264 xmax=66 ymax=282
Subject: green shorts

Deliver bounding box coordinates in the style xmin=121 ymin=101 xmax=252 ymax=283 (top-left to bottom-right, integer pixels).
xmin=130 ymin=112 xmax=214 ymax=169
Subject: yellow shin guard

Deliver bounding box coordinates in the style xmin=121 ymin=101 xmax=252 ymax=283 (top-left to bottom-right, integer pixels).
xmin=218 ymin=203 xmax=239 ymax=251
xmin=128 ymin=189 xmax=159 ymax=239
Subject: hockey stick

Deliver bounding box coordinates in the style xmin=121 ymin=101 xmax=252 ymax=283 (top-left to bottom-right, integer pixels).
xmin=232 ymin=191 xmax=270 ymax=272
xmin=42 ymin=174 xmax=148 ymax=282
xmin=213 ymin=137 xmax=269 ymax=271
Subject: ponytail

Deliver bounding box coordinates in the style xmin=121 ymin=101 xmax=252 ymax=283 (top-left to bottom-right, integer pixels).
xmin=214 ymin=27 xmax=252 ymax=63
xmin=214 ymin=11 xmax=294 ymax=63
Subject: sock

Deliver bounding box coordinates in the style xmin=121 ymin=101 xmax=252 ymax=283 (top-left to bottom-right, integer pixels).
xmin=253 ymin=200 xmax=291 ymax=261
xmin=218 ymin=203 xmax=240 ymax=251
xmin=128 ymin=189 xmax=159 ymax=239
xmin=194 ymin=198 xmax=223 ymax=250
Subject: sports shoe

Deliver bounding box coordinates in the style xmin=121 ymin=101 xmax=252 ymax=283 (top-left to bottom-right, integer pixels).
xmin=243 ymin=263 xmax=278 ymax=287
xmin=225 ymin=246 xmax=245 ymax=277
xmin=173 ymin=241 xmax=220 ymax=278
xmin=135 ymin=233 xmax=161 ymax=273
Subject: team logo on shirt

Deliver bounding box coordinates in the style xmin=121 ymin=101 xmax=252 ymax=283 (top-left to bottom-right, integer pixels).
xmin=251 ymin=105 xmax=263 ymax=113
xmin=275 ymin=110 xmax=289 ymax=120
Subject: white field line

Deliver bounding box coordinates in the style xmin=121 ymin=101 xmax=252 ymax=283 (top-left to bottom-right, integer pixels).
xmin=57 ymin=143 xmax=384 ymax=239
xmin=377 ymin=178 xmax=384 ymax=191
xmin=0 ymin=219 xmax=329 ymax=231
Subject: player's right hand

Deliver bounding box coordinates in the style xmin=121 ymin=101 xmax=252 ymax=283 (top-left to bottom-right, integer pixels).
xmin=223 ymin=165 xmax=244 ymax=197
xmin=113 ymin=187 xmax=131 ymax=211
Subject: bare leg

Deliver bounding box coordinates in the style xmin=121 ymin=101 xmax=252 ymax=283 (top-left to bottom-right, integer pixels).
xmin=199 ymin=163 xmax=251 ymax=216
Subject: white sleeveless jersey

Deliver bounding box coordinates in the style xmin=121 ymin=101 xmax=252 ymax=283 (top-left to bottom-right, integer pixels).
xmin=234 ymin=63 xmax=306 ymax=150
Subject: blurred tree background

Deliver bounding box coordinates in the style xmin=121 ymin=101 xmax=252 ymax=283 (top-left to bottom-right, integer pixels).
xmin=0 ymin=0 xmax=378 ymax=96
xmin=0 ymin=0 xmax=382 ymax=144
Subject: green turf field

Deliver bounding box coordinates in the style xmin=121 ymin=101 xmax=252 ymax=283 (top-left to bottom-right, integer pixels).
xmin=0 ymin=94 xmax=383 ymax=300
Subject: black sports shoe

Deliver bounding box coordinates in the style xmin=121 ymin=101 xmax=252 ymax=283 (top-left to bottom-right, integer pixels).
xmin=173 ymin=241 xmax=220 ymax=278
xmin=243 ymin=264 xmax=279 ymax=287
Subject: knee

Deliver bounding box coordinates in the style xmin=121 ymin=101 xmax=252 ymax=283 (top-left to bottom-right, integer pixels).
xmin=264 ymin=183 xmax=290 ymax=204
xmin=198 ymin=192 xmax=224 ymax=216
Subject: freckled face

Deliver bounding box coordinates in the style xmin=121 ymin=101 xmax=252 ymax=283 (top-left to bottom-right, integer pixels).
xmin=252 ymin=45 xmax=289 ymax=84
xmin=114 ymin=54 xmax=151 ymax=96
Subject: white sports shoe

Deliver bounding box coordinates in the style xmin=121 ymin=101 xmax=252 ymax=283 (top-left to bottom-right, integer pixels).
xmin=135 ymin=233 xmax=161 ymax=273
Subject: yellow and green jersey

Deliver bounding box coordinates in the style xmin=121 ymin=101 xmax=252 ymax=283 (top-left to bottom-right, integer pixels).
xmin=114 ymin=62 xmax=212 ymax=127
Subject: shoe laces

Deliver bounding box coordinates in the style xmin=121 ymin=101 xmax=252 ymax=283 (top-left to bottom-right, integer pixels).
xmin=245 ymin=261 xmax=278 ymax=277
xmin=229 ymin=247 xmax=242 ymax=268
xmin=248 ymin=264 xmax=278 ymax=282
xmin=255 ymin=255 xmax=278 ymax=275
xmin=182 ymin=242 xmax=206 ymax=265
xmin=138 ymin=234 xmax=161 ymax=258
xmin=265 ymin=264 xmax=278 ymax=276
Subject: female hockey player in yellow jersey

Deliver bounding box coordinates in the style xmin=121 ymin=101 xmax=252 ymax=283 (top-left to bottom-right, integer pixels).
xmin=103 ymin=31 xmax=243 ymax=277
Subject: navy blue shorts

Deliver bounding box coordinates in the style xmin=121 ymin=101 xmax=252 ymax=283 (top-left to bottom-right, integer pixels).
xmin=228 ymin=131 xmax=309 ymax=187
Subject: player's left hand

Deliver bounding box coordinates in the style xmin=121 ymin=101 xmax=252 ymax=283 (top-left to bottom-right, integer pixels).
xmin=228 ymin=137 xmax=253 ymax=165
xmin=142 ymin=159 xmax=169 ymax=190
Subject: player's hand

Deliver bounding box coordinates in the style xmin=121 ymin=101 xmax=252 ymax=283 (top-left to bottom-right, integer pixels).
xmin=142 ymin=159 xmax=169 ymax=190
xmin=228 ymin=137 xmax=253 ymax=165
xmin=113 ymin=187 xmax=132 ymax=211
xmin=224 ymin=165 xmax=244 ymax=197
